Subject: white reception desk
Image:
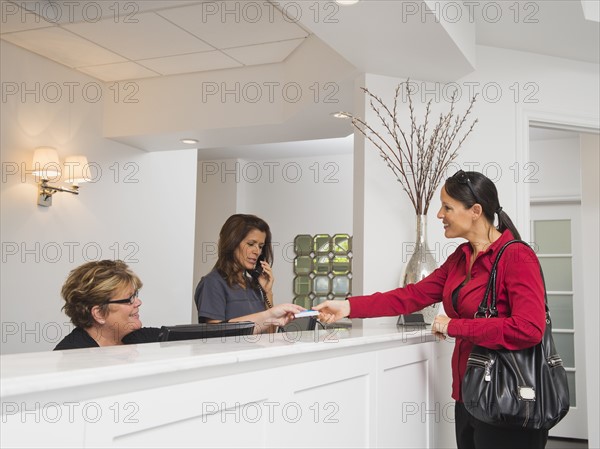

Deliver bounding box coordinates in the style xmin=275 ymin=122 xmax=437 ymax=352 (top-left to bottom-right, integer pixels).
xmin=1 ymin=324 xmax=456 ymax=448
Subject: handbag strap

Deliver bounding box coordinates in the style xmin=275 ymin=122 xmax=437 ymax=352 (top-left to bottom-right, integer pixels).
xmin=475 ymin=239 xmax=550 ymax=319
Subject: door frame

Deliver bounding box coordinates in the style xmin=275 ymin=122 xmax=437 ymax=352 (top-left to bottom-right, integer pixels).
xmin=515 ymin=108 xmax=598 ymax=241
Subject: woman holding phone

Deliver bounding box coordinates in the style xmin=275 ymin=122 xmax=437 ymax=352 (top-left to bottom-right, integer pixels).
xmin=194 ymin=214 xmax=303 ymax=333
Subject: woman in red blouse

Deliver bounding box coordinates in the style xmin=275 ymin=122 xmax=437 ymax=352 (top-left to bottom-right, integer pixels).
xmin=314 ymin=170 xmax=548 ymax=449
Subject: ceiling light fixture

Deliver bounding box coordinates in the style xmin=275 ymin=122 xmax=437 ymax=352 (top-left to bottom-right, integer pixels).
xmin=180 ymin=138 xmax=199 ymax=145
xmin=331 ymin=111 xmax=352 ymax=119
xmin=335 ymin=0 xmax=360 ymax=5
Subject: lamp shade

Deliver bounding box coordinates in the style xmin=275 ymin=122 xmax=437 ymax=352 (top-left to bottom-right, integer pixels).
xmin=64 ymin=155 xmax=89 ymax=185
xmin=32 ymin=147 xmax=61 ymax=179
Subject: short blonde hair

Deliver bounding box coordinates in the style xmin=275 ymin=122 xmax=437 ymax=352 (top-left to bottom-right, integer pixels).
xmin=61 ymin=260 xmax=143 ymax=328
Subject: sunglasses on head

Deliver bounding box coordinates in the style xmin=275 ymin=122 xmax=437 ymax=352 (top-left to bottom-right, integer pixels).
xmin=448 ymin=170 xmax=482 ymax=205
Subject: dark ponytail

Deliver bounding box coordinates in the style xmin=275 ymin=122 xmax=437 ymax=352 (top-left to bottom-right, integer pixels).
xmin=445 ymin=171 xmax=521 ymax=240
xmin=496 ymin=207 xmax=521 ymax=240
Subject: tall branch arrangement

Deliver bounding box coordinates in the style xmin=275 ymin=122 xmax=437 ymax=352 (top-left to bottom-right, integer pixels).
xmin=346 ymin=81 xmax=478 ymax=214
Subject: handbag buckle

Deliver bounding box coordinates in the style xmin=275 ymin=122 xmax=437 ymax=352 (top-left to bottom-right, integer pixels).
xmin=518 ymin=386 xmax=536 ymax=401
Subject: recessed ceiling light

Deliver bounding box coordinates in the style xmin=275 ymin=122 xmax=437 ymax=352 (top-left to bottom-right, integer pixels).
xmin=180 ymin=138 xmax=199 ymax=145
xmin=331 ymin=111 xmax=352 ymax=119
xmin=335 ymin=0 xmax=359 ymax=5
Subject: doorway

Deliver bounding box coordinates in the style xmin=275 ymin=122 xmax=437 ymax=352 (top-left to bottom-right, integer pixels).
xmin=528 ymin=126 xmax=597 ymax=440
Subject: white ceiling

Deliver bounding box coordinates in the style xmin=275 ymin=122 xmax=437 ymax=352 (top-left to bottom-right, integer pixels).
xmin=1 ymin=0 xmax=598 ymax=154
xmin=475 ymin=0 xmax=599 ymax=64
xmin=1 ymin=0 xmax=309 ymax=81
xmin=1 ymin=0 xmax=598 ymax=83
xmin=197 ymin=134 xmax=354 ymax=160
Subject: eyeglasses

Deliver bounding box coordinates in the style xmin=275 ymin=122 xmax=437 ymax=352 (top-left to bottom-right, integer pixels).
xmin=449 ymin=170 xmax=482 ymax=205
xmin=105 ymin=290 xmax=139 ymax=305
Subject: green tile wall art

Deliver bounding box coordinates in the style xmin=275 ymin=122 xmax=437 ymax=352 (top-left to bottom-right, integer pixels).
xmin=293 ymin=234 xmax=352 ymax=309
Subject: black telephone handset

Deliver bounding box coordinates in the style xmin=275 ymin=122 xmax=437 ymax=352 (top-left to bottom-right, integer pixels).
xmin=250 ymin=254 xmax=266 ymax=281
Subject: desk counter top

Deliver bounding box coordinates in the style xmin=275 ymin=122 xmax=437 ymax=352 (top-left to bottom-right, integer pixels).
xmin=1 ymin=323 xmax=436 ymax=398
xmin=1 ymin=323 xmax=456 ymax=449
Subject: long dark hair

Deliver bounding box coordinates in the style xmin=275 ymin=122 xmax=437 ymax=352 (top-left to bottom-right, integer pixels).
xmin=214 ymin=214 xmax=273 ymax=288
xmin=445 ymin=170 xmax=521 ymax=240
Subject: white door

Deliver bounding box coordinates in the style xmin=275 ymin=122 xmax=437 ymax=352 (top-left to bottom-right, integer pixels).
xmin=530 ymin=202 xmax=587 ymax=439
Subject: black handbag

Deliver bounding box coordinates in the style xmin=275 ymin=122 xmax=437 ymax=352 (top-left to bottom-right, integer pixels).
xmin=461 ymin=240 xmax=570 ymax=430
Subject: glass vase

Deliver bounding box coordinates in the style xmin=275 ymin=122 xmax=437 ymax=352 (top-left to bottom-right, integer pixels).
xmin=398 ymin=214 xmax=440 ymax=325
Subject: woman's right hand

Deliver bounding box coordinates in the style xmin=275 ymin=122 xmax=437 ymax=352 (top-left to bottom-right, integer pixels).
xmin=313 ymin=300 xmax=350 ymax=324
xmin=263 ymin=303 xmax=305 ymax=327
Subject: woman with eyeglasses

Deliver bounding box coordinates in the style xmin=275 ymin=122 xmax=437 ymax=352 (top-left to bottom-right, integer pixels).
xmin=314 ymin=171 xmax=548 ymax=448
xmin=195 ymin=214 xmax=304 ymax=333
xmin=54 ymin=260 xmax=160 ymax=350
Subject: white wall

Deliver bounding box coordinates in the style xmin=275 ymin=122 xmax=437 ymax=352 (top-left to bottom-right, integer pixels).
xmin=239 ymin=152 xmax=354 ymax=305
xmin=530 ymin=137 xmax=581 ymax=198
xmin=193 ymin=145 xmax=354 ymax=311
xmin=102 ymin=35 xmax=358 ymax=151
xmin=192 ymin=158 xmax=239 ymax=322
xmin=0 ymin=41 xmax=198 ymax=354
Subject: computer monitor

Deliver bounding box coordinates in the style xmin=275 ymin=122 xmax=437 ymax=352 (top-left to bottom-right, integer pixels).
xmin=158 ymin=322 xmax=255 ymax=342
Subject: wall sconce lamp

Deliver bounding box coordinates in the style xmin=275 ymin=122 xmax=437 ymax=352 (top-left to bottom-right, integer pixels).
xmin=32 ymin=147 xmax=89 ymax=207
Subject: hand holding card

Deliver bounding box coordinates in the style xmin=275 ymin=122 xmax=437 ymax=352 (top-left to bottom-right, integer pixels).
xmin=294 ymin=310 xmax=319 ymax=319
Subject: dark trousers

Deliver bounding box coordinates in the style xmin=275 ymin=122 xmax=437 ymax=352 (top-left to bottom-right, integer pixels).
xmin=455 ymin=401 xmax=548 ymax=449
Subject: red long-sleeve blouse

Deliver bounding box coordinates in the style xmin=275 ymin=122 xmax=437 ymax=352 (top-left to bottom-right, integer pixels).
xmin=348 ymin=230 xmax=546 ymax=402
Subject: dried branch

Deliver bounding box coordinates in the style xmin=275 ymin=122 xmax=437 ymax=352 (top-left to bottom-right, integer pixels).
xmin=342 ymin=81 xmax=478 ymax=215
